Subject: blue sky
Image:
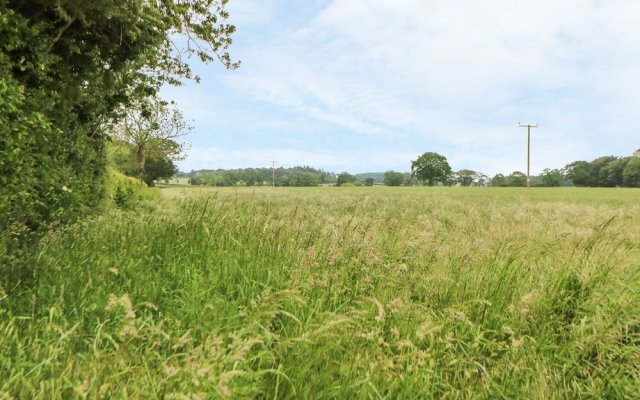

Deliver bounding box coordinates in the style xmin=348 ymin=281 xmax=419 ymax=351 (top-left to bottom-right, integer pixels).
xmin=163 ymin=0 xmax=640 ymax=175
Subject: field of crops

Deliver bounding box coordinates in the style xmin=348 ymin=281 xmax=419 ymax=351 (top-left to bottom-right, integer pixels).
xmin=2 ymin=187 xmax=639 ymax=398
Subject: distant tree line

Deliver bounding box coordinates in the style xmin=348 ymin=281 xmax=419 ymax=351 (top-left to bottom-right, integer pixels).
xmin=183 ymin=166 xmax=336 ymax=187
xmin=408 ymin=149 xmax=640 ymax=188
xmin=564 ymin=152 xmax=640 ymax=187
xmin=490 ymin=150 xmax=640 ymax=188
xmin=177 ymin=149 xmax=640 ymax=189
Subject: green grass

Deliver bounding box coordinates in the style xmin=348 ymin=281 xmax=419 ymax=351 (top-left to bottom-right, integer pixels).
xmin=1 ymin=187 xmax=639 ymax=398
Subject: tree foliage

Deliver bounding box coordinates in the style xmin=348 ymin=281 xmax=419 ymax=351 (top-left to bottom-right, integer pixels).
xmin=565 ymin=152 xmax=640 ymax=187
xmin=411 ymin=152 xmax=452 ymax=186
xmin=336 ymin=172 xmax=357 ymax=186
xmin=454 ymin=169 xmax=477 ymax=187
xmin=490 ymin=174 xmax=507 ymax=187
xmin=108 ymin=97 xmax=192 ymax=173
xmin=383 ymin=171 xmax=404 ymax=186
xmin=622 ymin=157 xmax=640 ymax=187
xmin=507 ymin=171 xmax=527 ymax=187
xmin=143 ymin=157 xmax=179 ymax=186
xmin=187 ymin=166 xmax=335 ymax=187
xmin=540 ymin=168 xmax=565 ymax=187
xmin=0 ymin=0 xmax=237 ymax=252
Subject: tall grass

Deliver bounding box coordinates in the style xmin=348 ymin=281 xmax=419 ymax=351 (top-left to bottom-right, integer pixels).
xmin=1 ymin=187 xmax=639 ymax=398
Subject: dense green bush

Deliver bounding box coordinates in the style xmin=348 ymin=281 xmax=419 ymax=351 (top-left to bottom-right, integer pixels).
xmin=0 ymin=10 xmax=106 ymax=253
xmin=0 ymin=0 xmax=236 ymax=259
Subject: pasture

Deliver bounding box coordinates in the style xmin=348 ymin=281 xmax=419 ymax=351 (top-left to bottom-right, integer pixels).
xmin=1 ymin=187 xmax=639 ymax=398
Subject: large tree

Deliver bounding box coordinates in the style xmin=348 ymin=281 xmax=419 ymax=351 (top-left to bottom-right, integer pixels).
xmin=109 ymin=98 xmax=192 ymax=172
xmin=411 ymin=152 xmax=452 ymax=186
xmin=143 ymin=157 xmax=178 ymax=186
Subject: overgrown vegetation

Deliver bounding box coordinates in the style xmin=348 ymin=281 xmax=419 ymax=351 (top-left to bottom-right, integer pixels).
xmin=106 ymin=168 xmax=159 ymax=210
xmin=0 ymin=0 xmax=237 ymax=255
xmin=1 ymin=187 xmax=638 ymax=398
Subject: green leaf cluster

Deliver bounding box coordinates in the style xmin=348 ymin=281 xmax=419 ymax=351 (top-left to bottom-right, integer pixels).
xmin=383 ymin=170 xmax=404 ymax=186
xmin=410 ymin=152 xmax=452 ymax=186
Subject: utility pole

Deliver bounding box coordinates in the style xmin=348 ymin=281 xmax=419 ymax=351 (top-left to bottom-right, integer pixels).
xmin=518 ymin=123 xmax=538 ymax=189
xmin=270 ymin=161 xmax=277 ymax=187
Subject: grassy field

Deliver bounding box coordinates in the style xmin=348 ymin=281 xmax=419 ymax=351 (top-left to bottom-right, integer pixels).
xmin=1 ymin=187 xmax=639 ymax=398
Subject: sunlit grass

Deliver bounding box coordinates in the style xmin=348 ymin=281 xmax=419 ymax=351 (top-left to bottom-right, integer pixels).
xmin=1 ymin=187 xmax=639 ymax=398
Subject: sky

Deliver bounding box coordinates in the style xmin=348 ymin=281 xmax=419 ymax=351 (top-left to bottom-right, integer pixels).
xmin=162 ymin=0 xmax=640 ymax=175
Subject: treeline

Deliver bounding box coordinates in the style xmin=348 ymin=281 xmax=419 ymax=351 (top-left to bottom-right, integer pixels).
xmin=565 ymin=153 xmax=640 ymax=187
xmin=183 ymin=166 xmax=337 ymax=187
xmin=489 ymin=170 xmax=566 ymax=187
xmin=179 ymin=150 xmax=640 ymax=189
xmin=490 ymin=150 xmax=640 ymax=188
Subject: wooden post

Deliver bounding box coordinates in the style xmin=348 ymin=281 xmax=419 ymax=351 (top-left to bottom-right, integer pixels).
xmin=519 ymin=123 xmax=538 ymax=189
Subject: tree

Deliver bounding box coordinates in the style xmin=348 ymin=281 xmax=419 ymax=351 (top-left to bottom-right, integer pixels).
xmin=600 ymin=158 xmax=629 ymax=187
xmin=109 ymin=98 xmax=192 ymax=173
xmin=476 ymin=173 xmax=490 ymax=187
xmin=566 ymin=156 xmax=625 ymax=187
xmin=507 ymin=171 xmax=527 ymax=187
xmin=142 ymin=157 xmax=178 ymax=186
xmin=623 ymin=157 xmax=640 ymax=187
xmin=490 ymin=174 xmax=508 ymax=187
xmin=411 ymin=152 xmax=452 ymax=186
xmin=336 ymin=172 xmax=357 ymax=186
xmin=364 ymin=177 xmax=375 ymax=186
xmin=383 ymin=171 xmax=404 ymax=186
xmin=288 ymin=171 xmax=321 ymax=187
xmin=455 ymin=169 xmax=476 ymax=187
xmin=222 ymin=170 xmax=239 ymax=186
xmin=565 ymin=161 xmax=596 ymax=187
xmin=591 ymin=156 xmax=617 ymax=187
xmin=540 ymin=168 xmax=564 ymax=187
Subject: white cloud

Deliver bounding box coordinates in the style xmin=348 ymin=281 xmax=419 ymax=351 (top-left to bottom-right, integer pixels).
xmin=177 ymin=0 xmax=640 ymax=173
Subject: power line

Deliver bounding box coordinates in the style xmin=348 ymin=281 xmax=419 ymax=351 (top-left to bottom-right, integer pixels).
xmin=518 ymin=123 xmax=539 ymax=189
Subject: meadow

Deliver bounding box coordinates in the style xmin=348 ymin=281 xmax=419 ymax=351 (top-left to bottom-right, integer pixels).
xmin=1 ymin=186 xmax=639 ymax=399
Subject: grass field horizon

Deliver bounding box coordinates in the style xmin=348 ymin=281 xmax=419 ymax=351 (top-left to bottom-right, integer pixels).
xmin=2 ymin=186 xmax=639 ymax=398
